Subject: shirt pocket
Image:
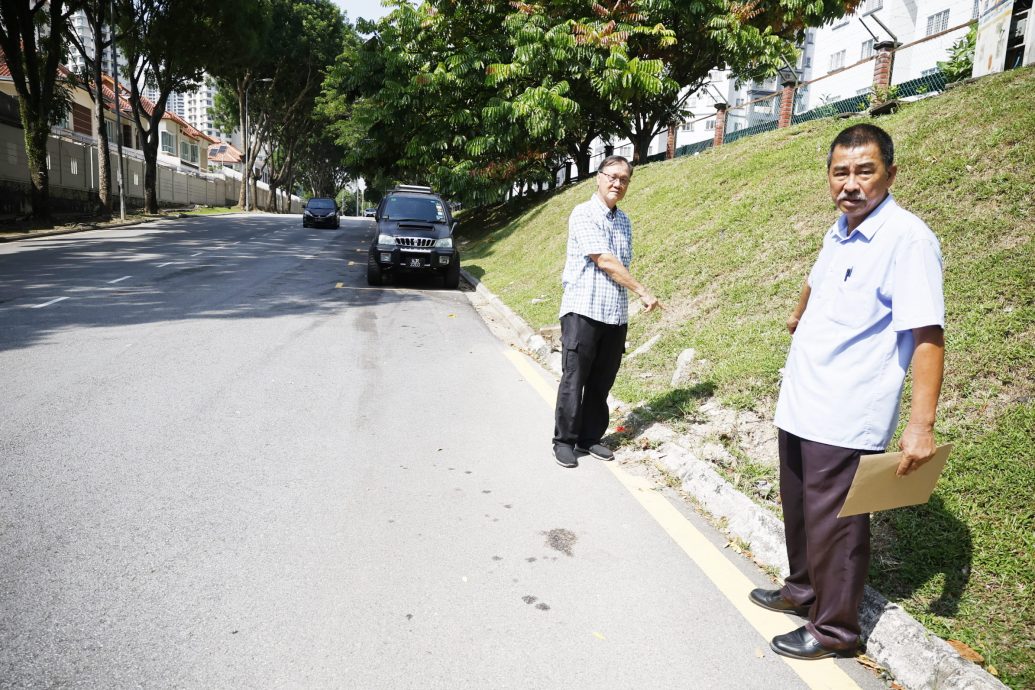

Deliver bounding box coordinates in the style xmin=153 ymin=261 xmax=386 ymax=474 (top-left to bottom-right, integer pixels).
xmin=825 ymin=284 xmax=883 ymax=329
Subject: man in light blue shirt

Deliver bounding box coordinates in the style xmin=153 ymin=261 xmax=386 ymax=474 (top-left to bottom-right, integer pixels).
xmin=750 ymin=124 xmax=946 ymax=660
xmin=552 ymin=156 xmax=662 ymax=469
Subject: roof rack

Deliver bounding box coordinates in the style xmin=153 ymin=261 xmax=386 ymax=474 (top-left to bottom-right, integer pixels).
xmin=392 ymin=184 xmax=434 ymax=194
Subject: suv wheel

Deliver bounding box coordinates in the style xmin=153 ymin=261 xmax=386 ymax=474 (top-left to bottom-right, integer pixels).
xmin=367 ymin=252 xmax=383 ymax=286
xmin=443 ymin=256 xmax=460 ymax=289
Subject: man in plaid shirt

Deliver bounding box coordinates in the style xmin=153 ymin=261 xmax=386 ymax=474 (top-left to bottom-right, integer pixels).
xmin=553 ymin=156 xmax=662 ymax=469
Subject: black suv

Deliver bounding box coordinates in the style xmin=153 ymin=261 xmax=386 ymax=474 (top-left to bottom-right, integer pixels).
xmin=302 ymin=197 xmax=340 ymax=228
xmin=367 ymin=185 xmax=460 ymax=288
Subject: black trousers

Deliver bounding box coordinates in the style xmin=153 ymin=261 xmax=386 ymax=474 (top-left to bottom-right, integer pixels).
xmin=553 ymin=313 xmax=627 ymax=448
xmin=778 ymin=429 xmax=871 ymax=650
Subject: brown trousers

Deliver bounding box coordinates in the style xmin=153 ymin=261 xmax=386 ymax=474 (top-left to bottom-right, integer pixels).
xmin=778 ymin=429 xmax=871 ymax=650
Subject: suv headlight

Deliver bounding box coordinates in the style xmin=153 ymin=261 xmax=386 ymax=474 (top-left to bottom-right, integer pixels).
xmin=377 ymin=234 xmax=397 ymax=246
xmin=434 ymin=237 xmax=453 ymax=248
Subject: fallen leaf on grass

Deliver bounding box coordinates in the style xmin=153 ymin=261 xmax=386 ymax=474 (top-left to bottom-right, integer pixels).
xmin=947 ymin=640 xmax=984 ymax=665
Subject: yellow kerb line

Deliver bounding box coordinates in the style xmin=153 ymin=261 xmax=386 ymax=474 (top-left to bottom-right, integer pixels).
xmin=502 ymin=347 xmax=861 ymax=690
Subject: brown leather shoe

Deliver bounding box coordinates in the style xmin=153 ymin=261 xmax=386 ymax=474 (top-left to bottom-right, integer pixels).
xmin=748 ymin=588 xmax=811 ymax=617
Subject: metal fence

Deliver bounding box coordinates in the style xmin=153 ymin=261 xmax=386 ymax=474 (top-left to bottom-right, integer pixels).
xmin=725 ymin=91 xmax=782 ymax=143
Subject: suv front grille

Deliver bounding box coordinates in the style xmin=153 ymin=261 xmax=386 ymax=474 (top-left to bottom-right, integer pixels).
xmin=396 ymin=237 xmax=435 ymax=248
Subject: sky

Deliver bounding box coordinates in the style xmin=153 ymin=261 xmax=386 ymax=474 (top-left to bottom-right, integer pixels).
xmin=332 ymin=0 xmax=393 ymax=22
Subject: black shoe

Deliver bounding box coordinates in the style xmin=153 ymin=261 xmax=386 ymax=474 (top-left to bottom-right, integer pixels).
xmin=575 ymin=442 xmax=614 ymax=461
xmin=748 ymin=588 xmax=811 ymax=617
xmin=554 ymin=445 xmax=578 ymax=468
xmin=770 ymin=626 xmax=855 ymax=660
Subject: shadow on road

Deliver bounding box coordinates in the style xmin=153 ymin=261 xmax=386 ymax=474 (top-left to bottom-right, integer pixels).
xmin=0 ymin=215 xmax=456 ymax=353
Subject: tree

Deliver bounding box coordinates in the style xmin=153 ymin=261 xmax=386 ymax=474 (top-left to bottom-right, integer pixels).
xmin=66 ymin=0 xmax=118 ymax=211
xmin=229 ymin=0 xmax=344 ymax=212
xmin=0 ymin=0 xmax=79 ymax=219
xmin=207 ymin=0 xmax=270 ymax=208
xmin=115 ymin=0 xmax=254 ymax=213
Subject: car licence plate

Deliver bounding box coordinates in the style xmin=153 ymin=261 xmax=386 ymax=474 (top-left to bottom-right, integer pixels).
xmin=409 ymin=258 xmax=423 ymax=268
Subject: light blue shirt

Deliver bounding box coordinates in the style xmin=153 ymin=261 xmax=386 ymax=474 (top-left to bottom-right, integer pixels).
xmin=559 ymin=194 xmax=633 ymax=325
xmin=774 ymin=194 xmax=944 ymax=450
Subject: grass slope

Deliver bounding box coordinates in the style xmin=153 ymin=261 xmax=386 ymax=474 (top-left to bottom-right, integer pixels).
xmin=457 ymin=66 xmax=1035 ymax=688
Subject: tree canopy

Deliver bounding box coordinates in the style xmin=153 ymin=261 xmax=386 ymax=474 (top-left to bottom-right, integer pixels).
xmin=321 ymin=0 xmax=857 ymax=204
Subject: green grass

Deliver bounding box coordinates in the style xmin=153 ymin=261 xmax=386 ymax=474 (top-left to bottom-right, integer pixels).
xmin=182 ymin=206 xmax=237 ymax=215
xmin=457 ymin=66 xmax=1035 ymax=688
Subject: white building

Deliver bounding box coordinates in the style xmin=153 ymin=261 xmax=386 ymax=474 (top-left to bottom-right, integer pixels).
xmin=594 ymin=0 xmax=977 ymax=161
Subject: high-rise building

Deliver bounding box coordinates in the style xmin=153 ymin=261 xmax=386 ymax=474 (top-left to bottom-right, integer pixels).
xmin=65 ymin=10 xmax=125 ymax=80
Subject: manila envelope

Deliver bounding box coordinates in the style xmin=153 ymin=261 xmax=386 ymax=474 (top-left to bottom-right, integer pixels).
xmin=838 ymin=444 xmax=953 ymax=518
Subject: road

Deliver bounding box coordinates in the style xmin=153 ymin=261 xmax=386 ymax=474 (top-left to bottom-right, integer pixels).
xmin=0 ymin=214 xmax=883 ymax=688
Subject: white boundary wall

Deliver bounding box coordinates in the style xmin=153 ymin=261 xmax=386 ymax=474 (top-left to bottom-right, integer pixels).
xmin=0 ymin=122 xmax=300 ymax=214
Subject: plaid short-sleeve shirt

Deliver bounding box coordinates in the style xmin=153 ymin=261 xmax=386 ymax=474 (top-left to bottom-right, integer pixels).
xmin=558 ymin=194 xmax=633 ymax=325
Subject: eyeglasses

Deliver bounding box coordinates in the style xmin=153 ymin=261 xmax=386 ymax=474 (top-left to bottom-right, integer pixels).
xmin=598 ymin=171 xmax=631 ymax=188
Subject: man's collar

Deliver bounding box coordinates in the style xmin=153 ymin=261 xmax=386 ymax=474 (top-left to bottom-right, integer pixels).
xmin=835 ymin=193 xmax=895 ymax=241
xmin=591 ymin=192 xmax=618 ymax=218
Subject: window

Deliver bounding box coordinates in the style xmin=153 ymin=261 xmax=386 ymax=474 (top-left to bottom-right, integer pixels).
xmin=706 ymin=120 xmax=716 ymax=130
xmin=161 ymin=131 xmax=175 ymax=154
xmin=104 ymin=119 xmax=115 ymax=141
xmin=861 ymin=0 xmax=883 ymax=13
xmin=680 ymin=121 xmax=694 ymax=132
xmin=857 ymin=87 xmax=872 ymax=95
xmin=972 ymin=0 xmax=980 ymax=19
xmin=926 ymin=9 xmax=950 ymax=35
xmin=829 ymin=50 xmax=847 ymax=71
xmin=70 ymin=158 xmax=79 ymax=175
xmin=805 ymin=57 xmax=812 ymax=68
xmin=180 ymin=141 xmax=189 ymax=160
xmin=190 ymin=144 xmax=199 ymax=163
xmin=861 ymin=39 xmax=875 ymax=59
xmin=735 ymin=98 xmax=744 ymax=106
xmin=71 ymin=103 xmax=91 ymax=135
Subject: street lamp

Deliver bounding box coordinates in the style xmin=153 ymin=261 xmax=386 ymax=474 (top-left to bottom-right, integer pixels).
xmin=244 ymin=77 xmax=272 ymax=212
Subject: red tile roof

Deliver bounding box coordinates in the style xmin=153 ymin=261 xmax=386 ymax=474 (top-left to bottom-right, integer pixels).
xmin=98 ymin=74 xmax=217 ymax=144
xmin=208 ymin=141 xmax=243 ymax=164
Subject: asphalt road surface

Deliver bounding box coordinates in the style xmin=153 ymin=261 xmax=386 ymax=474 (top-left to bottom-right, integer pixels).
xmin=0 ymin=215 xmax=885 ymax=688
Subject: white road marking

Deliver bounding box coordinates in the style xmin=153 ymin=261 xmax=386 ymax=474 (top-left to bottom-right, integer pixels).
xmin=107 ymin=276 xmax=132 ymax=284
xmin=30 ymin=296 xmax=69 ymax=309
xmin=190 ymin=251 xmax=203 ymax=257
xmin=156 ymin=262 xmax=178 ymax=268
xmin=502 ymin=348 xmax=863 ymax=690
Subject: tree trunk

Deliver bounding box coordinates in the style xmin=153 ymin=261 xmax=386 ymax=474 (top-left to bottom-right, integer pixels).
xmin=91 ymin=55 xmax=112 ymax=212
xmin=143 ymin=144 xmax=159 ymax=213
xmin=237 ymin=82 xmax=247 ymax=208
xmin=630 ymin=130 xmax=652 ymax=165
xmin=21 ymin=108 xmax=51 ymax=220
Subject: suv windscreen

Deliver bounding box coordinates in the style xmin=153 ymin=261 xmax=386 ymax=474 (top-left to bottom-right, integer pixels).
xmin=307 ymin=199 xmax=336 ymax=209
xmin=384 ymin=196 xmax=445 ymax=222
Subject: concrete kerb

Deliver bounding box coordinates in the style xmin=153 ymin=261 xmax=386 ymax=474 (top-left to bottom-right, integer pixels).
xmin=460 ymin=268 xmax=1006 ymax=690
